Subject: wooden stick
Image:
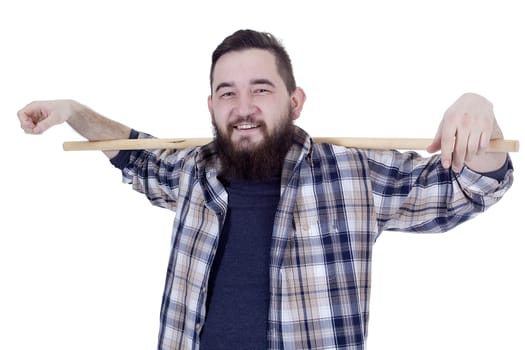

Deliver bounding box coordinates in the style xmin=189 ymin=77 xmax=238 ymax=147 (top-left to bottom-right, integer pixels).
xmin=63 ymin=137 xmax=520 ymax=152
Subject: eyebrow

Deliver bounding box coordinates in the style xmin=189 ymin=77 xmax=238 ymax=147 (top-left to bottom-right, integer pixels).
xmin=250 ymin=78 xmax=275 ymax=87
xmin=214 ymin=79 xmax=276 ymax=94
xmin=215 ymin=82 xmax=234 ymax=93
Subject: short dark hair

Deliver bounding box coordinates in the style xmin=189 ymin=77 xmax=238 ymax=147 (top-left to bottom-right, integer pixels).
xmin=210 ymin=29 xmax=297 ymax=94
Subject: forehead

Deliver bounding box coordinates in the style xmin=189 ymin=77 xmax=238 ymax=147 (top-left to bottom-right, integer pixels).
xmin=212 ymin=49 xmax=281 ymax=86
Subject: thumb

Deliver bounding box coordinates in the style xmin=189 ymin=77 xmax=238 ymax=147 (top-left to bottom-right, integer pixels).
xmin=32 ymin=113 xmax=58 ymax=134
xmin=426 ymin=137 xmax=441 ymax=154
xmin=426 ymin=121 xmax=443 ymax=154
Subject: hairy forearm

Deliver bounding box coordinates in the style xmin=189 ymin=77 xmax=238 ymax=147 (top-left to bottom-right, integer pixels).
xmin=67 ymin=101 xmax=131 ymax=159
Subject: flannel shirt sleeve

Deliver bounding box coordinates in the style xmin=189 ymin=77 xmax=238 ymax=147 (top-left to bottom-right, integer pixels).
xmin=110 ymin=129 xmax=196 ymax=211
xmin=364 ymin=149 xmax=513 ymax=234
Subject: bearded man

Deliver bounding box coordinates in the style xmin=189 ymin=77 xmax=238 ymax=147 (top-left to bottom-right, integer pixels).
xmin=18 ymin=29 xmax=513 ymax=350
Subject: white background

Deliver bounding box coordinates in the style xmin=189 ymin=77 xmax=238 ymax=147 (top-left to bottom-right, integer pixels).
xmin=1 ymin=0 xmax=523 ymax=349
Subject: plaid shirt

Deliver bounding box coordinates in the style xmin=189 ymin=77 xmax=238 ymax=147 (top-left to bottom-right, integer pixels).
xmin=115 ymin=126 xmax=512 ymax=350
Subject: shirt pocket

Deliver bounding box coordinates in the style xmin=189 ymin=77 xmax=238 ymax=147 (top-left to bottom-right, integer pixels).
xmin=287 ymin=212 xmax=338 ymax=274
xmin=293 ymin=208 xmax=341 ymax=239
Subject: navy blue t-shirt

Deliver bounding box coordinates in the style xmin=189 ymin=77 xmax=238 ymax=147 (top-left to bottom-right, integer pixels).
xmin=199 ymin=177 xmax=281 ymax=350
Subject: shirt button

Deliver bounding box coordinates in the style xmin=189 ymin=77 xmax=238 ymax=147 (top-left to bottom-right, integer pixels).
xmin=302 ymin=224 xmax=309 ymax=231
xmin=196 ymin=323 xmax=201 ymax=331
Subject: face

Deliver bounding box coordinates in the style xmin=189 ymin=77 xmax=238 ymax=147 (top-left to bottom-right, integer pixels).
xmin=208 ymin=48 xmax=305 ymax=152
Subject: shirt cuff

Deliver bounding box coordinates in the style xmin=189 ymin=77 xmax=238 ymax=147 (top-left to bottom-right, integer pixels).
xmin=110 ymin=129 xmax=139 ymax=170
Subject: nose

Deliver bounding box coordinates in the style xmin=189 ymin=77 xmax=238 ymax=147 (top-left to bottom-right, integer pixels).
xmin=234 ymin=93 xmax=257 ymax=117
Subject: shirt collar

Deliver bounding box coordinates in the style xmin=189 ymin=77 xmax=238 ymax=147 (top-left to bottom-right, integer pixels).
xmin=280 ymin=126 xmax=313 ymax=185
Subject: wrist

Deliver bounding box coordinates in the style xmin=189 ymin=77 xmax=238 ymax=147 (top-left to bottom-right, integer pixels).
xmin=65 ymin=99 xmax=84 ymax=123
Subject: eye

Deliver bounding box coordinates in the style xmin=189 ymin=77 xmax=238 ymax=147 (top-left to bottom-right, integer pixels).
xmin=220 ymin=91 xmax=235 ymax=98
xmin=253 ymin=88 xmax=270 ymax=95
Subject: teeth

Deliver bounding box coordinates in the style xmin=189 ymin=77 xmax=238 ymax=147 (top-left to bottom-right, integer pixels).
xmin=236 ymin=123 xmax=258 ymax=130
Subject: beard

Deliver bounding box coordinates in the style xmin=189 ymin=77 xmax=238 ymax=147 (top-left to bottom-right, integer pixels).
xmin=213 ymin=110 xmax=295 ymax=181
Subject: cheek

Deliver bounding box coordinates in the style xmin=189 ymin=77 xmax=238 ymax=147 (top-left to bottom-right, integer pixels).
xmin=267 ymin=101 xmax=293 ymax=129
xmin=211 ymin=110 xmax=235 ymax=137
xmin=211 ymin=104 xmax=228 ymax=124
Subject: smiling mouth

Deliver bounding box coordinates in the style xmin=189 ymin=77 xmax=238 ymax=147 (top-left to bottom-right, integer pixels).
xmin=234 ymin=123 xmax=260 ymax=130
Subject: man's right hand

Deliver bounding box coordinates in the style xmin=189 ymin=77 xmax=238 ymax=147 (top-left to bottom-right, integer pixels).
xmin=17 ymin=99 xmax=132 ymax=159
xmin=18 ymin=99 xmax=78 ymax=135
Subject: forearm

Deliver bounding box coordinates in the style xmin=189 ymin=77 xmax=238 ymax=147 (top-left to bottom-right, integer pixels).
xmin=370 ymin=150 xmax=513 ymax=234
xmin=67 ymin=101 xmax=131 ymax=159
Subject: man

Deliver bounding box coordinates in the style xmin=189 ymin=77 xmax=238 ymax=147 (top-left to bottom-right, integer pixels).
xmin=18 ymin=29 xmax=513 ymax=350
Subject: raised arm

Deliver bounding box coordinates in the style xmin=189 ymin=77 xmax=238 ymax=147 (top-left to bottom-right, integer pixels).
xmin=18 ymin=99 xmax=131 ymax=159
xmin=426 ymin=93 xmax=508 ymax=173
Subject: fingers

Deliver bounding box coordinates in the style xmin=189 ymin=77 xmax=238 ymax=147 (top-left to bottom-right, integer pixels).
xmin=17 ymin=100 xmax=71 ymax=134
xmin=18 ymin=114 xmax=37 ymax=134
xmin=451 ymin=127 xmax=468 ymax=172
xmin=465 ymin=130 xmax=482 ymax=162
xmin=439 ymin=119 xmax=457 ymax=170
xmin=32 ymin=116 xmax=54 ymax=134
xmin=17 ymin=102 xmax=44 ymax=134
xmin=426 ymin=120 xmax=443 ymax=154
xmin=440 ymin=116 xmax=485 ymax=172
xmin=430 ymin=93 xmax=496 ymax=172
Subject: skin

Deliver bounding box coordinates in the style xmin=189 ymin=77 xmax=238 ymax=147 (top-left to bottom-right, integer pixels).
xmin=427 ymin=92 xmax=507 ymax=173
xmin=208 ymin=49 xmax=306 ymax=152
xmin=17 ymin=99 xmax=129 ymax=159
xmin=17 ymin=48 xmax=506 ymax=173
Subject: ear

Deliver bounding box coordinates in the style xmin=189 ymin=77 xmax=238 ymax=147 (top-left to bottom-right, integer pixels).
xmin=207 ymin=95 xmax=213 ymax=119
xmin=290 ymin=87 xmax=306 ymax=120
